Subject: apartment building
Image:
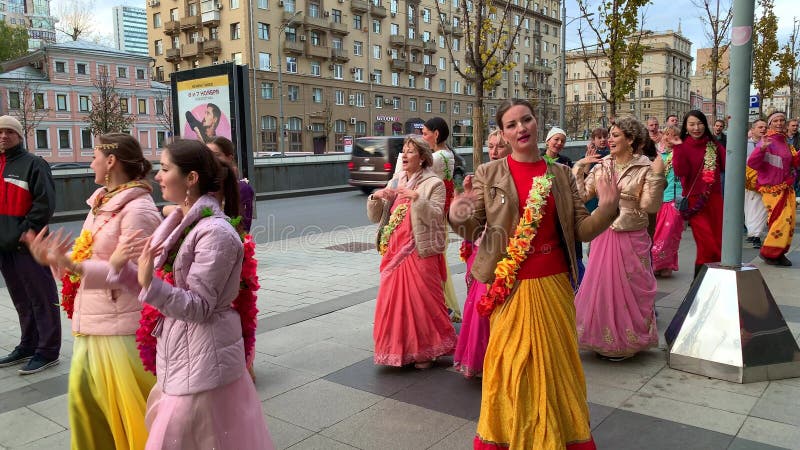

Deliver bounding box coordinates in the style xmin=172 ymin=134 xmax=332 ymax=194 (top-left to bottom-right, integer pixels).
xmin=689 ymin=47 xmax=730 ymax=121
xmin=113 ymin=6 xmax=150 ymax=57
xmin=565 ymin=30 xmax=692 ymax=136
xmin=147 ymin=0 xmax=563 ymax=153
xmin=0 ymin=0 xmax=57 ymax=50
xmin=0 ymin=40 xmax=171 ymax=163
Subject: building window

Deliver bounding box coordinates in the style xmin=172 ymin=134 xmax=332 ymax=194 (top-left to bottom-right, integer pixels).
xmin=310 ymin=31 xmax=322 ymax=46
xmin=257 ymin=0 xmax=268 ymax=9
xmin=425 ymin=99 xmax=432 ymax=113
xmin=391 ymin=72 xmax=399 ymax=86
xmin=393 ymin=97 xmax=401 ymax=110
xmin=353 ymin=14 xmax=362 ymax=29
xmin=439 ymin=101 xmax=447 ymax=113
xmin=230 ymin=0 xmax=240 ymax=9
xmin=332 ymin=9 xmax=342 ymax=23
xmin=138 ymin=99 xmax=147 ymax=114
xmin=261 ymin=82 xmax=273 ymax=99
xmin=156 ymin=131 xmax=166 ymax=148
xmin=288 ymin=85 xmax=299 ymax=101
xmin=154 ymin=40 xmax=163 ymax=55
xmin=453 ymin=101 xmax=460 ymax=114
xmin=409 ymin=75 xmax=416 ymax=88
xmin=355 ymin=92 xmax=365 ymax=107
xmin=136 ymin=68 xmax=145 ymax=79
xmin=260 ymin=115 xmax=277 ymax=152
xmin=259 ymin=52 xmax=271 ymax=70
xmin=354 ymin=41 xmax=363 ymax=56
xmin=333 ymin=64 xmax=343 ymax=79
xmin=409 ymin=97 xmax=417 ymax=112
xmin=58 ymin=130 xmax=70 ymax=149
xmin=8 ymin=91 xmax=20 ymax=109
xmin=156 ymin=66 xmax=164 ymax=81
xmin=34 ymin=93 xmax=45 ymax=110
xmin=422 ymin=8 xmax=431 ymax=22
xmin=118 ymin=67 xmax=127 ymax=78
xmin=231 ymin=23 xmax=241 ymax=40
xmin=81 ymin=129 xmax=92 ymax=149
xmin=439 ymin=79 xmax=446 ymax=92
xmin=372 ymin=19 xmax=381 ymax=33
xmin=310 ymin=61 xmax=320 ymax=76
xmin=120 ymin=98 xmax=129 ymax=113
xmin=55 ymin=61 xmax=66 ymax=73
xmin=373 ymin=69 xmax=382 ymax=84
xmin=287 ymin=117 xmax=303 ymax=151
xmin=79 ymin=95 xmax=90 ymax=112
xmin=286 ymin=57 xmax=297 ymax=73
xmin=312 ymin=88 xmax=323 ymax=103
xmin=335 ymin=90 xmax=345 ymax=105
xmin=36 ymin=130 xmax=48 ymax=149
xmin=334 ymin=120 xmax=347 ymax=152
xmin=155 ymin=99 xmax=165 ymax=115
xmin=233 ymin=52 xmax=243 ymax=64
xmin=373 ymin=44 xmax=381 ymax=59
xmin=56 ymin=94 xmax=67 ymax=111
xmin=77 ymin=63 xmax=87 ymax=75
xmin=258 ymin=22 xmax=270 ymax=40
xmin=153 ymin=12 xmax=161 ymax=27
xmin=375 ymin=95 xmax=383 ymax=108
xmin=354 ymin=68 xmax=364 ymax=82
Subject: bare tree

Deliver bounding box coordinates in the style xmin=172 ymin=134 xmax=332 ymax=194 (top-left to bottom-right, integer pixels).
xmin=435 ymin=0 xmax=532 ymax=169
xmin=54 ymin=0 xmax=95 ymax=41
xmin=576 ymin=0 xmax=652 ymax=118
xmin=7 ymin=80 xmax=50 ymax=148
xmin=87 ymin=70 xmax=135 ymax=135
xmin=693 ymin=0 xmax=733 ymax=120
xmin=753 ymin=0 xmax=790 ymax=116
xmin=780 ymin=18 xmax=800 ymax=118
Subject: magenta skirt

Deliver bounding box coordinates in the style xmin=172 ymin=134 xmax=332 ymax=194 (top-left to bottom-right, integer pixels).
xmin=453 ymin=246 xmax=490 ymax=378
xmin=651 ymin=201 xmax=683 ymax=272
xmin=145 ymin=373 xmax=274 ymax=450
xmin=575 ymin=228 xmax=658 ymax=357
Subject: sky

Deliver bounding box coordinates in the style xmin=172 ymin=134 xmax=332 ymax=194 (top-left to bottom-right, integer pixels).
xmin=51 ymin=0 xmax=797 ymax=64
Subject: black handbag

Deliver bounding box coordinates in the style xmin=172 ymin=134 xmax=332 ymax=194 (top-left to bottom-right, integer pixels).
xmin=674 ymin=165 xmax=702 ymax=214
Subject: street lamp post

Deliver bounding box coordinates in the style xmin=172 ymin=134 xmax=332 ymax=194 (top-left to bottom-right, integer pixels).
xmin=278 ymin=11 xmax=302 ymax=157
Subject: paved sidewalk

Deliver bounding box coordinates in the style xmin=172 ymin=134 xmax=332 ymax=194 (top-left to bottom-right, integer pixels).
xmin=1 ymin=220 xmax=799 ymax=449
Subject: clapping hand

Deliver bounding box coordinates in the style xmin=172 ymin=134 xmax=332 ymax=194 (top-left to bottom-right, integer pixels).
xmin=396 ymin=187 xmax=419 ymax=202
xmin=372 ymin=188 xmax=395 ymax=200
xmin=577 ymin=146 xmax=603 ymax=168
xmin=462 ymin=174 xmax=474 ymax=193
xmin=109 ymin=229 xmax=148 ymax=273
xmin=651 ymin=155 xmax=665 ymax=174
xmin=594 ymin=163 xmax=621 ymax=210
xmin=22 ymin=227 xmax=73 ymax=269
xmin=137 ymin=237 xmax=164 ymax=289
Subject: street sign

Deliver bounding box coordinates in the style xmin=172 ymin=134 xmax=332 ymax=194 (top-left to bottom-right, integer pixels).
xmin=749 ymin=95 xmax=760 ymax=108
xmin=343 ymin=136 xmax=353 ymax=153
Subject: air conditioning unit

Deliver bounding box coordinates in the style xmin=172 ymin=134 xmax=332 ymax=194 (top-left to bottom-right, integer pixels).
xmin=212 ymin=61 xmax=219 ymax=65
xmin=306 ymin=125 xmax=313 ymax=131
xmin=350 ymin=117 xmax=357 ymax=125
xmin=278 ymin=0 xmax=284 ymax=7
xmin=197 ymin=37 xmax=205 ymax=42
xmin=384 ymin=98 xmax=392 ymax=105
xmin=350 ymin=68 xmax=357 ymax=73
xmin=217 ymin=3 xmax=223 ymax=10
xmin=323 ymin=11 xmax=330 ymax=17
xmin=338 ymin=0 xmax=344 ymax=3
xmin=299 ymin=35 xmax=307 ymax=41
xmin=390 ymin=12 xmax=396 ymax=17
xmin=328 ymin=64 xmax=335 ymax=70
xmin=147 ymin=0 xmax=159 ymax=7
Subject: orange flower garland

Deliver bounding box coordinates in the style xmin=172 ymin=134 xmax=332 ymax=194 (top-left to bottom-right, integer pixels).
xmin=477 ymin=171 xmax=554 ymax=317
xmin=60 ymin=229 xmax=96 ymax=319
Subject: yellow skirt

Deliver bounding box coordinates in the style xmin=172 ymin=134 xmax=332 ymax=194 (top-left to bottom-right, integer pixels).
xmin=475 ymin=274 xmax=594 ymax=449
xmin=69 ymin=334 xmax=156 ymax=450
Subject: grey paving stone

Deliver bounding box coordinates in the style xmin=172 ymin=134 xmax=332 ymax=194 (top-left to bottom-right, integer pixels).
xmin=639 ymin=369 xmax=761 ymax=415
xmin=13 ymin=430 xmax=71 ymax=450
xmin=750 ymin=382 xmax=800 ymax=426
xmin=264 ymin=379 xmax=382 ymax=432
xmin=287 ymin=434 xmax=359 ymax=450
xmin=27 ymin=394 xmax=69 ymax=429
xmin=736 ymin=416 xmax=800 ymax=450
xmin=271 ymin=340 xmax=373 ymax=377
xmin=0 ymin=408 xmax=64 ymax=448
xmin=324 ymin=357 xmax=436 ymax=398
xmin=321 ymin=398 xmax=467 ymax=450
xmin=619 ymin=392 xmax=746 ymax=436
xmin=589 ymin=402 xmax=615 ymax=430
xmin=727 ymin=437 xmax=791 ymax=450
xmin=252 ymin=359 xmax=318 ymax=401
xmin=263 ymin=414 xmax=314 ymax=450
xmin=592 ymin=409 xmax=733 ymax=450
xmin=427 ymin=420 xmax=478 ymax=450
xmin=390 ymin=362 xmax=482 ymax=421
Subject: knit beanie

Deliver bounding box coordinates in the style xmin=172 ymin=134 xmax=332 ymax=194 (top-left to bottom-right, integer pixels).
xmin=546 ymin=127 xmax=566 ymax=143
xmin=0 ymin=116 xmax=24 ymax=138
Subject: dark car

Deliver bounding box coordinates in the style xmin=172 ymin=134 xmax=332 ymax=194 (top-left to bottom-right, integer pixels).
xmin=348 ymin=136 xmax=465 ymax=195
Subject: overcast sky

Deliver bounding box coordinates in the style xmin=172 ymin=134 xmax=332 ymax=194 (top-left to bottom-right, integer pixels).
xmin=53 ymin=0 xmax=796 ymax=62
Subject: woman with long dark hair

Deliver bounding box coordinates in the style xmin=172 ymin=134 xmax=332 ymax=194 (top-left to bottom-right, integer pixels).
xmin=450 ymin=99 xmax=620 ymax=449
xmin=672 ymin=110 xmax=725 ymax=277
xmin=107 ymin=139 xmax=273 ymax=449
xmin=25 ymin=133 xmax=161 ymax=450
xmin=208 ymin=136 xmax=256 ymax=232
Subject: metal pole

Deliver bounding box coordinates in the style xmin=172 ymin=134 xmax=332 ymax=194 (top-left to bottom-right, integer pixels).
xmin=720 ymin=0 xmax=755 ymax=267
xmin=559 ymin=1 xmax=567 ymax=128
xmin=278 ymin=28 xmax=285 ymax=157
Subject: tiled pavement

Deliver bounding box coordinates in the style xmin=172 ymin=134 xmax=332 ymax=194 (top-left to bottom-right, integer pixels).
xmin=1 ymin=221 xmax=799 ymax=449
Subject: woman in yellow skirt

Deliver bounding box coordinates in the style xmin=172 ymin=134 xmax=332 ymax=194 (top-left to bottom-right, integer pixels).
xmin=450 ymin=99 xmax=620 ymax=449
xmin=26 ymin=133 xmax=161 ymax=450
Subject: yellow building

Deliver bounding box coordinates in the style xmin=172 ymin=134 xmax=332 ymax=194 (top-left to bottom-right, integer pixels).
xmin=564 ymin=30 xmax=692 ymax=136
xmin=689 ymin=47 xmax=730 ymax=121
xmin=146 ymin=0 xmax=563 ymax=152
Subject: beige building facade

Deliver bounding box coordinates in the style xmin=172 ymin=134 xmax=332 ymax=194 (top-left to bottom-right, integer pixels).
xmin=146 ymin=0 xmax=563 ymax=153
xmin=564 ymin=30 xmax=692 ymax=137
xmin=689 ymin=47 xmax=729 ymax=120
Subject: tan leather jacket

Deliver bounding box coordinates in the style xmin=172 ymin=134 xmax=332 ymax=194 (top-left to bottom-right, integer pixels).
xmin=449 ymin=158 xmax=618 ymax=284
xmin=367 ymin=168 xmax=446 ymax=258
xmin=574 ymin=154 xmax=665 ymax=231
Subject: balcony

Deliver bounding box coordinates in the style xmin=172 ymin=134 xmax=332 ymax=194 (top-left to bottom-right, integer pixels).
xmin=524 ymin=62 xmax=554 ymax=75
xmin=283 ymin=39 xmax=304 ymax=55
xmin=406 ymin=37 xmax=424 ymax=51
xmin=203 ymin=39 xmax=221 ymax=55
xmin=406 ymin=61 xmax=424 ymax=74
xmin=424 ymin=64 xmax=438 ymax=77
xmin=180 ymin=14 xmax=201 ymax=30
xmin=303 ymin=13 xmax=329 ymax=30
xmin=370 ymin=4 xmax=387 ymax=18
xmin=390 ymin=59 xmax=407 ymax=71
xmin=306 ymin=43 xmax=330 ymax=59
xmin=330 ymin=21 xmax=349 ymax=35
xmin=389 ymin=34 xmax=405 ymax=47
xmin=423 ymin=40 xmax=437 ymax=54
xmin=181 ymin=41 xmax=203 ymax=58
xmin=437 ymin=23 xmax=453 ymax=34
xmin=522 ymin=81 xmax=536 ymax=90
xmin=331 ymin=48 xmax=350 ymax=62
xmin=351 ymin=0 xmax=369 ymax=13
xmin=164 ymin=20 xmax=180 ymax=35
xmin=165 ymin=48 xmax=181 ymax=62
xmin=202 ymin=11 xmax=220 ymax=27
xmin=451 ymin=26 xmax=464 ymax=37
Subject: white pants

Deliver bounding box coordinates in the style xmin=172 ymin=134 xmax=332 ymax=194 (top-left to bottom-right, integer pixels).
xmin=744 ymin=190 xmax=768 ymax=238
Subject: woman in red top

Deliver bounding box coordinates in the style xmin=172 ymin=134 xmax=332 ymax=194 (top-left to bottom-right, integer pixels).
xmin=450 ymin=99 xmax=620 ymax=450
xmin=672 ymin=110 xmax=726 ymax=277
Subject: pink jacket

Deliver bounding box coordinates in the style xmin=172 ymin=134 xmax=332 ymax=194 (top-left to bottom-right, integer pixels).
xmin=110 ymin=195 xmax=245 ymax=395
xmin=76 ymin=186 xmax=161 ymax=335
xmin=747 ymin=133 xmax=800 ymax=188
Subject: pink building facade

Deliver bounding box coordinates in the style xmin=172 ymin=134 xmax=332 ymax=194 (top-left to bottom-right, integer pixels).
xmin=0 ymin=40 xmax=171 ymax=163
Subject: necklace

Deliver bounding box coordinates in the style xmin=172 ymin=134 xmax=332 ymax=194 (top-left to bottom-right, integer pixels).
xmin=613 ymin=157 xmax=633 ymax=173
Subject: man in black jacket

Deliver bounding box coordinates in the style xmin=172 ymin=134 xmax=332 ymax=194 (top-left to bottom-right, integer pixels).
xmin=0 ymin=115 xmax=61 ymax=374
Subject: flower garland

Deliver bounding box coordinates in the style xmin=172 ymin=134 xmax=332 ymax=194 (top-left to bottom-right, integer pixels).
xmin=378 ymin=203 xmax=409 ymax=255
xmin=136 ymin=208 xmax=260 ymax=374
xmin=459 ymin=240 xmax=474 ymax=262
xmin=477 ymin=170 xmax=554 ymax=317
xmin=663 ymin=151 xmax=674 ymax=177
xmin=60 ymin=229 xmax=95 ymax=319
xmin=701 ymin=141 xmax=718 ymax=183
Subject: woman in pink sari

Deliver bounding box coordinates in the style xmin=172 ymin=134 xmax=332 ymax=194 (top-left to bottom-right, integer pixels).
xmin=573 ymin=116 xmax=666 ymax=361
xmin=367 ymin=136 xmax=457 ymax=369
xmin=651 ymin=125 xmax=684 ymax=277
xmin=453 ymin=129 xmax=511 ymax=378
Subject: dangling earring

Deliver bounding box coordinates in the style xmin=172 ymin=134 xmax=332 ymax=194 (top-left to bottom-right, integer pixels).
xmin=104 ymin=173 xmax=111 ymax=187
xmin=184 ymin=189 xmax=191 ymax=207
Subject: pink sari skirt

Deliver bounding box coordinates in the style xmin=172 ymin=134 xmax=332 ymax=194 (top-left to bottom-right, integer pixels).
xmin=575 ymin=228 xmax=658 ymax=357
xmin=453 ymin=245 xmax=490 ymax=378
xmin=373 ymin=200 xmax=457 ymax=366
xmin=651 ymin=201 xmax=684 ymax=272
xmin=145 ymin=374 xmax=274 ymax=450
